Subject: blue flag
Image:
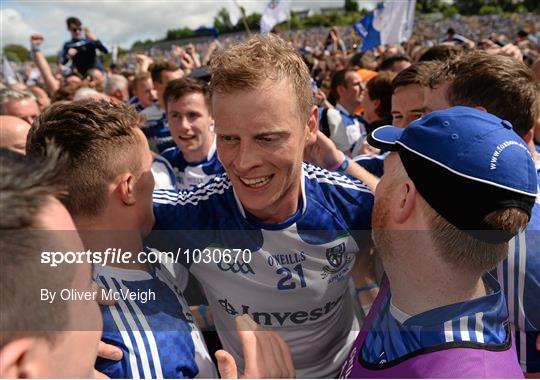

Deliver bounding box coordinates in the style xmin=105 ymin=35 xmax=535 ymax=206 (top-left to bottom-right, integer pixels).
xmin=353 ymin=0 xmax=416 ymax=53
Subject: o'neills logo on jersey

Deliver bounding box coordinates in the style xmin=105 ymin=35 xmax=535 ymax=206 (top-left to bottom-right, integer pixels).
xmin=217 ymin=296 xmax=342 ymax=326
xmin=321 ymin=243 xmax=353 ymax=283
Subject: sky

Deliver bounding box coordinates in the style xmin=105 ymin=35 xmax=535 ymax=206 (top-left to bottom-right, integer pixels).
xmin=1 ymin=0 xmax=378 ymax=55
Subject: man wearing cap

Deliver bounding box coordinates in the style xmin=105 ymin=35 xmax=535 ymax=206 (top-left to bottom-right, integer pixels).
xmin=340 ymin=106 xmax=536 ymax=378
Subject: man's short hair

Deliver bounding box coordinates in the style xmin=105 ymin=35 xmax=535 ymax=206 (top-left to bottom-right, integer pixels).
xmin=425 ymin=201 xmax=528 ymax=273
xmin=149 ymin=60 xmax=180 ymax=84
xmin=0 ymin=88 xmax=36 ymax=115
xmin=0 ymin=147 xmax=72 ymax=347
xmin=131 ymin=72 xmax=151 ymax=90
xmin=66 ymin=17 xmax=81 ymax=28
xmin=419 ymin=44 xmax=463 ymax=62
xmin=163 ymin=78 xmax=211 ymax=112
xmin=26 ymin=100 xmax=145 ymax=218
xmin=379 ymin=55 xmax=411 ymax=72
xmin=391 ymin=62 xmax=436 ymax=92
xmin=366 ymin=71 xmax=396 ymax=120
xmin=104 ymin=74 xmax=128 ymax=95
xmin=209 ymin=34 xmax=313 ymax=123
xmin=430 ymin=52 xmax=539 ymax=137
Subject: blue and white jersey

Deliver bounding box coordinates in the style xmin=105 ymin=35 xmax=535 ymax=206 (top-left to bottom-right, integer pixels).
xmin=361 ymin=274 xmax=510 ymax=366
xmin=324 ymin=104 xmax=367 ymax=155
xmin=140 ymin=104 xmax=175 ymax=154
xmin=160 ymin=139 xmax=224 ymax=190
xmin=60 ymin=37 xmax=108 ymax=75
xmin=152 ymin=155 xmax=177 ymax=191
xmin=151 ymin=162 xmax=374 ymax=378
xmin=353 ymin=151 xmax=388 ymax=178
xmin=94 ymin=258 xmax=217 ymax=379
xmin=128 ymin=96 xmax=146 ymax=113
xmin=494 ymin=162 xmax=540 ymax=372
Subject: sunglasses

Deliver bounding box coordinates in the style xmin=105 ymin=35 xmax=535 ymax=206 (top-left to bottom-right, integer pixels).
xmin=70 ymin=27 xmax=82 ymax=32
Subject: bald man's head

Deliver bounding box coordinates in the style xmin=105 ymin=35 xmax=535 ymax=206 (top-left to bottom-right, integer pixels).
xmin=0 ymin=116 xmax=31 ymax=154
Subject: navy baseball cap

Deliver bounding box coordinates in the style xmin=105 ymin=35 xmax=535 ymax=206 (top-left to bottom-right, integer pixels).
xmin=368 ymin=106 xmax=538 ymax=243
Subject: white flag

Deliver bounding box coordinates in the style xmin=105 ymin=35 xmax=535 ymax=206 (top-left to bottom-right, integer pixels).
xmin=260 ymin=0 xmax=290 ymax=34
xmin=227 ymin=0 xmax=242 ymax=26
xmin=2 ymin=57 xmax=19 ymax=85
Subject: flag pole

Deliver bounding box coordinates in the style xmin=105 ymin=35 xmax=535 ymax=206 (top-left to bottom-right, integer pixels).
xmin=239 ymin=4 xmax=252 ymax=35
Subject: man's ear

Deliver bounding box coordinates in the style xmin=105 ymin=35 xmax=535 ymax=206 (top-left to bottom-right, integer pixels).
xmin=393 ymin=179 xmax=417 ymax=224
xmin=0 ymin=338 xmax=49 ymax=378
xmin=305 ymin=105 xmax=319 ymax=145
xmin=474 ymin=105 xmax=487 ymax=113
xmin=113 ymin=173 xmax=136 ymax=206
xmin=523 ymin=129 xmax=533 ymax=144
xmin=336 ymin=84 xmax=346 ymax=99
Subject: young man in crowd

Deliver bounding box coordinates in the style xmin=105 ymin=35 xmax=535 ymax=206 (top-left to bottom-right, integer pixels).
xmin=140 ymin=60 xmax=183 ymax=153
xmin=360 ymin=71 xmax=396 ymax=134
xmin=129 ymin=72 xmax=158 ymax=112
xmin=354 ymin=62 xmax=433 ymax=178
xmin=26 ymin=100 xmax=216 ymax=378
xmin=340 ymin=106 xmax=536 ymax=378
xmin=60 ymin=17 xmax=108 ymax=76
xmin=321 ymin=68 xmax=367 ymax=156
xmin=425 ymin=51 xmax=540 ymax=376
xmin=0 ymin=148 xmax=102 ymax=378
xmin=156 ymin=78 xmax=224 ymax=189
xmin=152 ymin=34 xmax=375 ymax=378
xmin=0 ymin=88 xmax=40 ymax=125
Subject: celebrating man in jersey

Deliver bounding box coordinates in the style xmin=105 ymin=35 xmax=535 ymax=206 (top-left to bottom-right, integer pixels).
xmin=151 ymin=34 xmax=374 ymax=378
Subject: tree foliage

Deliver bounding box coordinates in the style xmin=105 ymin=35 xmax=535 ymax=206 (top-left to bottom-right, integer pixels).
xmin=344 ymin=0 xmax=359 ymax=12
xmin=3 ymin=44 xmax=30 ymax=62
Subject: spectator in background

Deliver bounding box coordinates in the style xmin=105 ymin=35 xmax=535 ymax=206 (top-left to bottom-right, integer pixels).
xmin=323 ymin=68 xmax=367 ymax=156
xmin=0 ymin=88 xmax=40 ymax=124
xmin=390 ymin=62 xmax=433 ymax=128
xmin=157 ymin=78 xmax=224 ymax=190
xmin=0 ymin=116 xmax=31 ymax=154
xmin=419 ymin=44 xmax=463 ymax=62
xmin=86 ymin=67 xmax=106 ymax=92
xmin=139 ymin=60 xmax=183 ymax=153
xmin=60 ymin=17 xmax=108 ymax=76
xmin=104 ymin=74 xmax=129 ymax=102
xmin=361 ymin=71 xmax=396 ymax=134
xmin=129 ymin=72 xmax=157 ymax=112
xmin=379 ymin=55 xmax=411 ymax=73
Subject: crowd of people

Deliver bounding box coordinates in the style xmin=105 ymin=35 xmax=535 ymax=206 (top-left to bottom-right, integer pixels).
xmin=1 ymin=10 xmax=540 ymax=379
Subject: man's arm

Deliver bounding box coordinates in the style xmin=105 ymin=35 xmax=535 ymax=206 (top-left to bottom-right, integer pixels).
xmin=304 ymin=131 xmax=380 ymax=192
xmin=30 ymin=34 xmax=60 ymax=96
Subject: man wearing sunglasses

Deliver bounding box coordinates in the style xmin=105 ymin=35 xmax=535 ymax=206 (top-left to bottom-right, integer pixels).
xmin=60 ymin=16 xmax=108 ymax=76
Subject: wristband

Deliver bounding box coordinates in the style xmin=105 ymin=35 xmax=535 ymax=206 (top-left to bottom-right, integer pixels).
xmin=355 ymin=283 xmax=379 ymax=294
xmin=198 ymin=304 xmax=210 ymax=329
xmin=31 ymin=44 xmax=41 ymax=53
xmin=330 ymin=152 xmax=347 ymax=172
xmin=336 ymin=154 xmax=350 ymax=172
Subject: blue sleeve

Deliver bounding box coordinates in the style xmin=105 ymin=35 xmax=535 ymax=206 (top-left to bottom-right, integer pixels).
xmin=354 ymin=155 xmax=385 ymax=178
xmin=60 ymin=42 xmax=70 ymax=64
xmin=92 ymin=39 xmax=109 ymax=54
